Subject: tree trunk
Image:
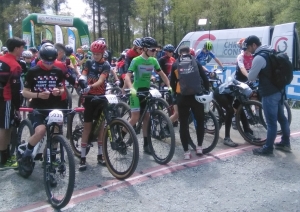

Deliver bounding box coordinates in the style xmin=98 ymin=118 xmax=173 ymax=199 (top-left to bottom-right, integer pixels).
xmin=93 ymin=0 xmax=96 ymax=41
xmin=97 ymin=0 xmax=102 ymax=38
xmin=118 ymin=0 xmax=124 ymax=50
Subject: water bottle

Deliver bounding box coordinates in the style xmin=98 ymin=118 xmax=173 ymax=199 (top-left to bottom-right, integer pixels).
xmin=204 ymin=103 xmax=210 ymax=113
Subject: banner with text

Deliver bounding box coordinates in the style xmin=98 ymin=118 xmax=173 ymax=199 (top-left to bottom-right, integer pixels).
xmin=55 ymin=25 xmax=63 ymax=44
xmin=67 ymin=28 xmax=76 ymax=51
xmin=45 ymin=28 xmax=53 ymax=41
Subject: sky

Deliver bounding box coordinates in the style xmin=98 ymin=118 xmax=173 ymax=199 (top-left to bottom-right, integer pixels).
xmin=66 ymin=0 xmax=88 ymax=19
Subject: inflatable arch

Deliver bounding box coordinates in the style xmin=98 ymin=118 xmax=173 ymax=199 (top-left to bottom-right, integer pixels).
xmin=22 ymin=13 xmax=90 ymax=47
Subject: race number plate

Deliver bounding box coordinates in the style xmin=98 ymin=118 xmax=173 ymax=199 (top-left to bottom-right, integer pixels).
xmin=149 ymin=89 xmax=162 ymax=98
xmin=47 ymin=110 xmax=64 ymax=125
xmin=105 ymin=94 xmax=118 ymax=104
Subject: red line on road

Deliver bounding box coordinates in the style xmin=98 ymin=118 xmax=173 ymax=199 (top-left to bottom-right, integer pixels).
xmin=9 ymin=131 xmax=300 ymax=212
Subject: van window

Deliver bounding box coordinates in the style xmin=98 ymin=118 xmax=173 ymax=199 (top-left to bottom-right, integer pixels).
xmin=293 ymin=30 xmax=300 ymax=70
xmin=174 ymin=41 xmax=190 ymax=58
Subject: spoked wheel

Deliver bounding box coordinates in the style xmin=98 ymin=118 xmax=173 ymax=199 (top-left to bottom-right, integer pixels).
xmin=188 ymin=111 xmax=219 ymax=154
xmin=17 ymin=119 xmax=34 ymax=178
xmin=113 ymin=101 xmax=131 ymax=120
xmin=67 ymin=112 xmax=90 ymax=158
xmin=277 ymin=101 xmax=292 ymax=134
xmin=209 ymin=99 xmax=223 ymax=130
xmin=103 ymin=118 xmax=139 ymax=180
xmin=236 ymin=100 xmax=267 ymax=146
xmin=77 ymin=94 xmax=85 ymax=123
xmin=148 ymin=110 xmax=175 ymax=164
xmin=44 ymin=135 xmax=75 ymax=209
xmin=151 ymin=98 xmax=171 ymax=116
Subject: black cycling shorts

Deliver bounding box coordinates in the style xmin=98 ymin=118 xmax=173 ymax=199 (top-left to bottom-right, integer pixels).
xmin=0 ymin=100 xmax=14 ymax=129
xmin=83 ymin=97 xmax=105 ymax=122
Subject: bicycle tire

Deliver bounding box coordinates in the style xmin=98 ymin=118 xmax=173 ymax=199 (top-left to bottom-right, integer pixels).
xmin=188 ymin=111 xmax=219 ymax=154
xmin=10 ymin=127 xmax=18 ymax=156
xmin=210 ymin=99 xmax=223 ymax=130
xmin=77 ymin=93 xmax=84 ymax=123
xmin=67 ymin=112 xmax=90 ymax=158
xmin=17 ymin=119 xmax=34 ymax=178
xmin=148 ymin=109 xmax=175 ymax=164
xmin=151 ymin=98 xmax=171 ymax=116
xmin=113 ymin=101 xmax=131 ymax=120
xmin=103 ymin=118 xmax=139 ymax=180
xmin=277 ymin=101 xmax=292 ymax=134
xmin=44 ymin=135 xmax=75 ymax=209
xmin=235 ymin=100 xmax=267 ymax=146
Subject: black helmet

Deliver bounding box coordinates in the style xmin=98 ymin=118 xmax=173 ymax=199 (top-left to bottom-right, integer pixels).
xmin=65 ymin=45 xmax=73 ymax=56
xmin=39 ymin=43 xmax=58 ymax=62
xmin=163 ymin=44 xmax=175 ymax=52
xmin=141 ymin=37 xmax=158 ymax=48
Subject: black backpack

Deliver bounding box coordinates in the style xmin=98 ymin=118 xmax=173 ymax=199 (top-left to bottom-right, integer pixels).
xmin=257 ymin=50 xmax=293 ymax=90
xmin=177 ymin=55 xmax=204 ymax=95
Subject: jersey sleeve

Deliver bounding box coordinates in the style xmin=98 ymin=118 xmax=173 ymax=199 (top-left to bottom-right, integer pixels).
xmin=82 ymin=60 xmax=92 ymax=75
xmin=24 ymin=69 xmax=34 ymax=89
xmin=101 ymin=62 xmax=110 ymax=77
xmin=208 ymin=51 xmax=216 ymax=59
xmin=153 ymin=58 xmax=161 ymax=72
xmin=128 ymin=58 xmax=137 ymax=74
xmin=237 ymin=54 xmax=245 ymax=69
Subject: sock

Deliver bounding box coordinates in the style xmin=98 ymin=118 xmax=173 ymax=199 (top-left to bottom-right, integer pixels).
xmin=24 ymin=143 xmax=34 ymax=157
xmin=98 ymin=142 xmax=103 ymax=155
xmin=0 ymin=150 xmax=8 ymax=165
xmin=81 ymin=143 xmax=87 ymax=158
xmin=143 ymin=137 xmax=148 ymax=147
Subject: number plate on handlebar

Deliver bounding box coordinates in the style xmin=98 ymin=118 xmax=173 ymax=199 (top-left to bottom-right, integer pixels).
xmin=47 ymin=110 xmax=64 ymax=125
xmin=149 ymin=89 xmax=162 ymax=98
xmin=105 ymin=94 xmax=118 ymax=104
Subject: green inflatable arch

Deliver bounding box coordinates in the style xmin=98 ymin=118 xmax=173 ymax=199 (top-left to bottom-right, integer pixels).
xmin=22 ymin=13 xmax=90 ymax=47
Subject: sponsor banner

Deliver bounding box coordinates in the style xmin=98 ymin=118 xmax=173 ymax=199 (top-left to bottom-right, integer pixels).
xmin=45 ymin=28 xmax=53 ymax=41
xmin=30 ymin=20 xmax=35 ymax=46
xmin=37 ymin=14 xmax=73 ymax=26
xmin=23 ymin=32 xmax=31 ymax=47
xmin=67 ymin=28 xmax=76 ymax=51
xmin=55 ymin=25 xmax=63 ymax=44
xmin=80 ymin=35 xmax=90 ymax=46
xmin=8 ymin=24 xmax=13 ymax=38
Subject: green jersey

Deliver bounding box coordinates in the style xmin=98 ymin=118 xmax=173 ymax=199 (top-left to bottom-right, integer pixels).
xmin=128 ymin=56 xmax=161 ymax=89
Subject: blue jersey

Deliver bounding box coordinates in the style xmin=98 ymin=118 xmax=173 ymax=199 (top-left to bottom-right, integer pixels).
xmin=196 ymin=49 xmax=215 ymax=66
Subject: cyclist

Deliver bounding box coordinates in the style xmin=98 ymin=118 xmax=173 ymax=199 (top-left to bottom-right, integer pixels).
xmin=195 ymin=41 xmax=225 ymax=72
xmin=103 ymin=51 xmax=120 ymax=85
xmin=213 ymin=79 xmax=256 ymax=147
xmin=65 ymin=44 xmax=80 ymax=76
xmin=19 ymin=43 xmax=65 ymax=178
xmin=77 ymin=40 xmax=110 ymax=171
xmin=158 ymin=44 xmax=176 ymax=85
xmin=79 ymin=45 xmax=91 ymax=70
xmin=170 ymin=46 xmax=209 ymax=159
xmin=0 ymin=37 xmax=25 ymax=170
xmin=124 ymin=37 xmax=171 ymax=153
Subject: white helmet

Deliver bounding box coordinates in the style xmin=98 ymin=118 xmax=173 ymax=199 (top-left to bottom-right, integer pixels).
xmin=195 ymin=92 xmax=213 ymax=104
xmin=81 ymin=45 xmax=89 ymax=51
xmin=22 ymin=50 xmax=33 ymax=58
xmin=133 ymin=38 xmax=142 ymax=48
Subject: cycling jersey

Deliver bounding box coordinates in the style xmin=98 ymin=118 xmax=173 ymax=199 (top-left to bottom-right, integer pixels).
xmin=235 ymin=51 xmax=253 ymax=82
xmin=82 ymin=59 xmax=110 ymax=95
xmin=125 ymin=48 xmax=140 ymax=72
xmin=196 ymin=49 xmax=215 ymax=65
xmin=128 ymin=55 xmax=161 ymax=89
xmin=158 ymin=55 xmax=176 ymax=76
xmin=69 ymin=55 xmax=77 ymax=66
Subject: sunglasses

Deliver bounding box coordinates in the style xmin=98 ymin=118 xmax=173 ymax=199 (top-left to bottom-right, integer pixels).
xmin=147 ymin=48 xmax=157 ymax=52
xmin=43 ymin=60 xmax=54 ymax=65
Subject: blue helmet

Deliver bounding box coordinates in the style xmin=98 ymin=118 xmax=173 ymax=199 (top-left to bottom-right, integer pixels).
xmin=163 ymin=44 xmax=175 ymax=52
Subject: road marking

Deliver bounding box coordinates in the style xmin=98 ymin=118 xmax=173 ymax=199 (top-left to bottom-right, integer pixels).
xmin=9 ymin=131 xmax=300 ymax=212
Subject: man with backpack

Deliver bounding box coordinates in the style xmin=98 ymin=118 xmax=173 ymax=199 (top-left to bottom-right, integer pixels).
xmin=170 ymin=46 xmax=209 ymax=160
xmin=246 ymin=35 xmax=292 ymax=156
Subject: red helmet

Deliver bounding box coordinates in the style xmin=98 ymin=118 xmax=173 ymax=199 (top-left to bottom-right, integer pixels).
xmin=190 ymin=48 xmax=195 ymax=56
xmin=90 ymin=40 xmax=106 ymax=53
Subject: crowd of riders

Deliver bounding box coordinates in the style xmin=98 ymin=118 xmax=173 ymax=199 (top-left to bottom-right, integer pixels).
xmin=0 ymin=33 xmax=291 ymax=173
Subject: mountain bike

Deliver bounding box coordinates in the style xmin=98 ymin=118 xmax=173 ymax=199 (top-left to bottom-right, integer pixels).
xmin=67 ymin=94 xmax=138 ymax=180
xmin=17 ymin=107 xmax=80 ymax=209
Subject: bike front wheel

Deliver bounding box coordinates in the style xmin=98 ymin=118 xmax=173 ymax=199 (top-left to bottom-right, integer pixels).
xmin=148 ymin=109 xmax=175 ymax=164
xmin=103 ymin=118 xmax=139 ymax=180
xmin=44 ymin=135 xmax=75 ymax=209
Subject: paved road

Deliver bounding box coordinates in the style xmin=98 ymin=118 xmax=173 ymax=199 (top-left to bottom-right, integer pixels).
xmin=1 ymin=93 xmax=299 ymax=212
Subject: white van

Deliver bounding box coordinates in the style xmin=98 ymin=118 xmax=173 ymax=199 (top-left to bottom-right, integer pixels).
xmin=175 ymin=22 xmax=300 ymax=100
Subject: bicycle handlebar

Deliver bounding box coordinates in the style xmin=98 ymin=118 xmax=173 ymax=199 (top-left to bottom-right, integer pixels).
xmin=19 ymin=107 xmax=85 ymax=113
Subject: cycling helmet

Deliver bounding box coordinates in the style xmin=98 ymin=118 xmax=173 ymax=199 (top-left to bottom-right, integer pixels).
xmin=195 ymin=91 xmax=213 ymax=104
xmin=22 ymin=50 xmax=33 ymax=58
xmin=90 ymin=40 xmax=106 ymax=53
xmin=133 ymin=38 xmax=142 ymax=47
xmin=190 ymin=48 xmax=195 ymax=56
xmin=39 ymin=43 xmax=58 ymax=62
xmin=97 ymin=37 xmax=106 ymax=43
xmin=141 ymin=37 xmax=158 ymax=48
xmin=103 ymin=51 xmax=109 ymax=58
xmin=65 ymin=45 xmax=73 ymax=56
xmin=112 ymin=57 xmax=117 ymax=61
xmin=204 ymin=41 xmax=213 ymax=51
xmin=163 ymin=44 xmax=175 ymax=52
xmin=29 ymin=47 xmax=38 ymax=53
xmin=81 ymin=45 xmax=89 ymax=51
xmin=1 ymin=46 xmax=8 ymax=52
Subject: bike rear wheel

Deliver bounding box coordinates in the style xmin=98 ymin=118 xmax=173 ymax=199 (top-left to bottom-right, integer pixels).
xmin=67 ymin=112 xmax=90 ymax=158
xmin=44 ymin=135 xmax=75 ymax=209
xmin=103 ymin=118 xmax=139 ymax=180
xmin=236 ymin=100 xmax=267 ymax=146
xmin=151 ymin=98 xmax=171 ymax=116
xmin=188 ymin=111 xmax=219 ymax=154
xmin=148 ymin=110 xmax=175 ymax=164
